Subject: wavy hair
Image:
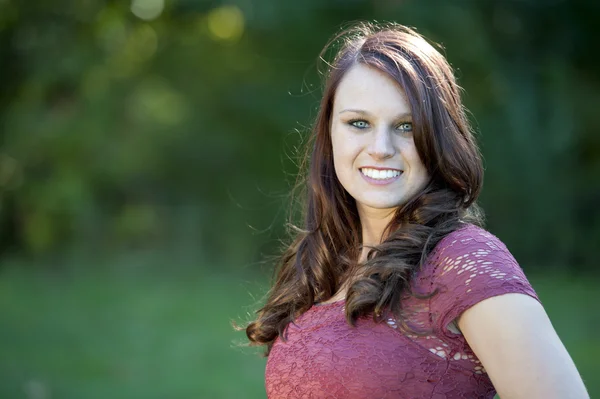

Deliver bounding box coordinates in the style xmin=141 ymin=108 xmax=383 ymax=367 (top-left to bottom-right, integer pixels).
xmin=245 ymin=22 xmax=484 ymax=356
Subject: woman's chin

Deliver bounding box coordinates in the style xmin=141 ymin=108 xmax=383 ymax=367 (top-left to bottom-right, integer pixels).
xmin=356 ymin=199 xmax=405 ymax=212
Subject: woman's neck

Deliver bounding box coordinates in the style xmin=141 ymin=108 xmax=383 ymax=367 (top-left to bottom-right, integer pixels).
xmin=358 ymin=206 xmax=397 ymax=249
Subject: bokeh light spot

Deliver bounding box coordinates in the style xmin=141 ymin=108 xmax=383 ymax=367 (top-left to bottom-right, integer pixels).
xmin=207 ymin=5 xmax=245 ymax=43
xmin=96 ymin=8 xmax=127 ymax=54
xmin=131 ymin=0 xmax=164 ymax=21
xmin=129 ymin=77 xmax=190 ymax=126
xmin=132 ymin=24 xmax=158 ymax=61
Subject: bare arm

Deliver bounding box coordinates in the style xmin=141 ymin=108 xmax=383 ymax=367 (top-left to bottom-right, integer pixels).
xmin=458 ymin=293 xmax=589 ymax=399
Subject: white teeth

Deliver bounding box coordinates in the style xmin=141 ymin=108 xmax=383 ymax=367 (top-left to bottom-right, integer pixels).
xmin=361 ymin=168 xmax=401 ymax=180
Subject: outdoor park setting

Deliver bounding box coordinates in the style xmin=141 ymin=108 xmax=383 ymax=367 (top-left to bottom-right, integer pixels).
xmin=0 ymin=0 xmax=598 ymax=398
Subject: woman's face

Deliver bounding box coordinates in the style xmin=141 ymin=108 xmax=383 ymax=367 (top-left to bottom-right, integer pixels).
xmin=330 ymin=63 xmax=429 ymax=216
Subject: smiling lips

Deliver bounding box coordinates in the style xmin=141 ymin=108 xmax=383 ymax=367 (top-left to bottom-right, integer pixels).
xmin=360 ymin=167 xmax=402 ymax=180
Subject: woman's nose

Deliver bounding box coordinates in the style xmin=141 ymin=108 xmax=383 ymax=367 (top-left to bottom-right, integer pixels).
xmin=367 ymin=128 xmax=396 ymax=160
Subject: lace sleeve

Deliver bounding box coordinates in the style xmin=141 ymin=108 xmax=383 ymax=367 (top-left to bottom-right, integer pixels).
xmin=426 ymin=225 xmax=541 ymax=338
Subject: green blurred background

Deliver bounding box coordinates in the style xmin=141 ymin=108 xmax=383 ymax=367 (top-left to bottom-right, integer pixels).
xmin=0 ymin=0 xmax=598 ymax=398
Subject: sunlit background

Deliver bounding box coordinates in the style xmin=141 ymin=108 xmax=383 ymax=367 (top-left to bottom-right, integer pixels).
xmin=0 ymin=0 xmax=598 ymax=398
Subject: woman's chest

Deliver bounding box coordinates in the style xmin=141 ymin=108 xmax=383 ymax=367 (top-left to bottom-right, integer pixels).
xmin=265 ymin=305 xmax=451 ymax=399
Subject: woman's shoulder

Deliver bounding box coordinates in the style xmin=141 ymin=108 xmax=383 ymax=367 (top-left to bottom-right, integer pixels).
xmin=430 ymin=223 xmax=509 ymax=261
xmin=415 ymin=222 xmax=522 ymax=286
xmin=410 ymin=223 xmax=541 ymax=343
xmin=416 ymin=223 xmax=537 ymax=302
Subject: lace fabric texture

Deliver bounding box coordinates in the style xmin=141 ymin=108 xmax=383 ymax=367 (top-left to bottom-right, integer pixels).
xmin=265 ymin=225 xmax=541 ymax=398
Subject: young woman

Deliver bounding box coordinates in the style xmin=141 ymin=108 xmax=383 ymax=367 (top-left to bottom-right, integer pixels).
xmin=245 ymin=22 xmax=588 ymax=398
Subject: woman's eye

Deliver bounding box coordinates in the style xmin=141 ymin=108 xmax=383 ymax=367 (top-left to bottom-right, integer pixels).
xmin=349 ymin=120 xmax=369 ymax=129
xmin=396 ymin=122 xmax=413 ymax=132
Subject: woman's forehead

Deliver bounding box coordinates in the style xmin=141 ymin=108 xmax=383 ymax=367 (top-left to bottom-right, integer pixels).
xmin=333 ymin=64 xmax=411 ymax=115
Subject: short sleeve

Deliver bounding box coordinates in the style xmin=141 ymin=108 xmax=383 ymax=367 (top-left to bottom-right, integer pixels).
xmin=426 ymin=225 xmax=541 ymax=338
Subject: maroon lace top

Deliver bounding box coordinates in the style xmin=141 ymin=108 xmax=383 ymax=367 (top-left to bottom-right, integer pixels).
xmin=265 ymin=224 xmax=540 ymax=398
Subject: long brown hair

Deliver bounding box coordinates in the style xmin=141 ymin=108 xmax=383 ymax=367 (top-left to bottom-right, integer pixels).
xmin=245 ymin=22 xmax=484 ymax=356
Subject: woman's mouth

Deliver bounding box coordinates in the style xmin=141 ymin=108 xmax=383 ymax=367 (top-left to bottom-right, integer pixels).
xmin=360 ymin=168 xmax=403 ymax=185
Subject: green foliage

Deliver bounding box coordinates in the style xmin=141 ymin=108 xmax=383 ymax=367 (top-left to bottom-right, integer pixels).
xmin=0 ymin=0 xmax=599 ymax=272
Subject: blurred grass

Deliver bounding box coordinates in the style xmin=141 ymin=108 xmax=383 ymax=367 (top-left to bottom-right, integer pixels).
xmin=0 ymin=254 xmax=269 ymax=399
xmin=0 ymin=256 xmax=597 ymax=398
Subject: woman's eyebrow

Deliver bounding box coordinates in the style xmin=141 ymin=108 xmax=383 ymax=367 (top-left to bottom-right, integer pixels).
xmin=339 ymin=108 xmax=370 ymax=115
xmin=338 ymin=109 xmax=412 ymax=119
